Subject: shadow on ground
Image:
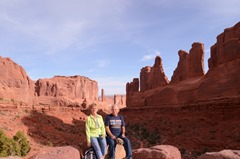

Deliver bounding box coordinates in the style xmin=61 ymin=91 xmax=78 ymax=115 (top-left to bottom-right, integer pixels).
xmin=21 ymin=110 xmax=87 ymax=154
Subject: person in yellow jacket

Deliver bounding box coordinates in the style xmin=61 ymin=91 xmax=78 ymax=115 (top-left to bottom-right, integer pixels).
xmin=85 ymin=103 xmax=107 ymax=159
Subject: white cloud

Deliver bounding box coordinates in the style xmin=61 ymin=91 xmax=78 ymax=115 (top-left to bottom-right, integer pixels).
xmin=140 ymin=50 xmax=161 ymax=62
xmin=0 ymin=0 xmax=131 ymax=54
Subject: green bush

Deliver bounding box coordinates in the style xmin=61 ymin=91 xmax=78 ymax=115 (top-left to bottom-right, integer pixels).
xmin=13 ymin=131 xmax=31 ymax=156
xmin=0 ymin=130 xmax=30 ymax=157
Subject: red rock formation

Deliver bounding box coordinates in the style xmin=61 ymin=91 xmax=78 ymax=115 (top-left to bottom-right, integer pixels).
xmin=198 ymin=149 xmax=240 ymax=159
xmin=35 ymin=75 xmax=98 ymax=100
xmin=101 ymin=89 xmax=106 ymax=102
xmin=147 ymin=56 xmax=169 ymax=89
xmin=29 ymin=146 xmax=80 ymax=159
xmin=121 ymin=97 xmax=240 ymax=158
xmin=133 ymin=145 xmax=181 ymax=159
xmin=126 ymin=78 xmax=141 ymax=107
xmin=131 ymin=56 xmax=169 ymax=94
xmin=209 ymin=22 xmax=240 ymax=68
xmin=0 ymin=56 xmax=35 ymax=104
xmin=171 ymin=50 xmax=189 ymax=83
xmin=0 ymin=56 xmax=100 ymax=108
xmin=114 ymin=94 xmax=126 ymax=107
xmin=126 ymin=22 xmax=240 ymax=107
xmin=171 ymin=42 xmax=204 ymax=84
xmin=126 ymin=56 xmax=169 ymax=106
xmin=140 ymin=66 xmax=151 ymax=92
xmin=197 ymin=22 xmax=240 ymax=101
xmin=35 ymin=75 xmax=98 ymax=107
xmin=126 ymin=78 xmax=139 ymax=95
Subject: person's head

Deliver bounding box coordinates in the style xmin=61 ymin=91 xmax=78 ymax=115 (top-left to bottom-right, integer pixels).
xmin=89 ymin=103 xmax=98 ymax=115
xmin=111 ymin=104 xmax=119 ymax=116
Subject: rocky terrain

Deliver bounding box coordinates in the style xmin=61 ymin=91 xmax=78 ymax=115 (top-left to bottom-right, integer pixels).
xmin=124 ymin=22 xmax=240 ymax=158
xmin=0 ymin=22 xmax=239 ymax=159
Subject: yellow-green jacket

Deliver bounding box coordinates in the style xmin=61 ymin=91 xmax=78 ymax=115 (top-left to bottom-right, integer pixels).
xmin=85 ymin=114 xmax=106 ymax=144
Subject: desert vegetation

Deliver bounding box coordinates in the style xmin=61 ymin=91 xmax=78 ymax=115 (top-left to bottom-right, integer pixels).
xmin=0 ymin=130 xmax=30 ymax=157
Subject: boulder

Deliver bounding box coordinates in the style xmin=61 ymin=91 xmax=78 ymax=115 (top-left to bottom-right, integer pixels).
xmin=197 ymin=149 xmax=240 ymax=159
xmin=28 ymin=146 xmax=80 ymax=159
xmin=133 ymin=145 xmax=181 ymax=159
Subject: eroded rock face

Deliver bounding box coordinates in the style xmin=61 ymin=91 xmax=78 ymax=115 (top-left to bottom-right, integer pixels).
xmin=0 ymin=56 xmax=34 ymax=104
xmin=34 ymin=75 xmax=98 ymax=107
xmin=126 ymin=78 xmax=139 ymax=95
xmin=114 ymin=94 xmax=126 ymax=107
xmin=140 ymin=66 xmax=151 ymax=92
xmin=35 ymin=75 xmax=98 ymax=100
xmin=146 ymin=56 xmax=169 ymax=90
xmin=126 ymin=22 xmax=240 ymax=107
xmin=171 ymin=42 xmax=204 ymax=84
xmin=0 ymin=56 xmax=100 ymax=107
xmin=197 ymin=22 xmax=240 ymax=101
xmin=209 ymin=22 xmax=240 ymax=68
xmin=133 ymin=145 xmax=181 ymax=159
xmin=171 ymin=50 xmax=189 ymax=83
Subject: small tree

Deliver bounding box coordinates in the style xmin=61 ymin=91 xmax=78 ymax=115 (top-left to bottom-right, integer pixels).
xmin=0 ymin=130 xmax=20 ymax=157
xmin=0 ymin=130 xmax=30 ymax=157
xmin=13 ymin=131 xmax=30 ymax=156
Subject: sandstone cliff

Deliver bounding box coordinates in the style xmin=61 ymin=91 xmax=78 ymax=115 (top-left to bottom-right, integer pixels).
xmin=126 ymin=22 xmax=240 ymax=107
xmin=0 ymin=57 xmax=35 ymax=105
xmin=0 ymin=57 xmax=99 ymax=108
xmin=35 ymin=75 xmax=98 ymax=107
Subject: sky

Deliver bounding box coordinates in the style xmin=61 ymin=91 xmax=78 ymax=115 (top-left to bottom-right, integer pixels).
xmin=0 ymin=0 xmax=239 ymax=95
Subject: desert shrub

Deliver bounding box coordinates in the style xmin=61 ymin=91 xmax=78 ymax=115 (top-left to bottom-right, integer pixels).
xmin=13 ymin=131 xmax=31 ymax=156
xmin=127 ymin=123 xmax=161 ymax=147
xmin=0 ymin=130 xmax=30 ymax=157
xmin=46 ymin=141 xmax=53 ymax=147
xmin=0 ymin=130 xmax=20 ymax=157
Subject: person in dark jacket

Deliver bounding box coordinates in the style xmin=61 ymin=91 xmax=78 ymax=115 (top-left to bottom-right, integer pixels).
xmin=105 ymin=104 xmax=132 ymax=159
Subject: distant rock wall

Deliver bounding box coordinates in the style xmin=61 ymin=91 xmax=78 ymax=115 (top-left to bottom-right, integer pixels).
xmin=0 ymin=57 xmax=99 ymax=107
xmin=114 ymin=94 xmax=126 ymax=106
xmin=126 ymin=22 xmax=240 ymax=107
xmin=0 ymin=57 xmax=35 ymax=104
xmin=35 ymin=76 xmax=98 ymax=100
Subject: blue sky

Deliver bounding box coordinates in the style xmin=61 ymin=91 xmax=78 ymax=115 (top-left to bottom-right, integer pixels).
xmin=0 ymin=0 xmax=239 ymax=95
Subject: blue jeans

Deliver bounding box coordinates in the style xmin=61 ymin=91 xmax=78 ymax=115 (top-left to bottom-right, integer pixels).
xmin=106 ymin=136 xmax=132 ymax=159
xmin=91 ymin=137 xmax=107 ymax=159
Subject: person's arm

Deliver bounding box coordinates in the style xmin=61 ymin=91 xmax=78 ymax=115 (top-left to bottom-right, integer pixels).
xmin=121 ymin=126 xmax=126 ymax=138
xmin=85 ymin=117 xmax=91 ymax=147
xmin=100 ymin=116 xmax=106 ymax=136
xmin=106 ymin=126 xmax=116 ymax=140
xmin=120 ymin=115 xmax=126 ymax=138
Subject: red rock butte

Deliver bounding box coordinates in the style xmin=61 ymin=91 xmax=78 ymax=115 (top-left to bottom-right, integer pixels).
xmin=0 ymin=57 xmax=108 ymax=109
xmin=126 ymin=22 xmax=240 ymax=107
xmin=122 ymin=22 xmax=240 ymax=158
